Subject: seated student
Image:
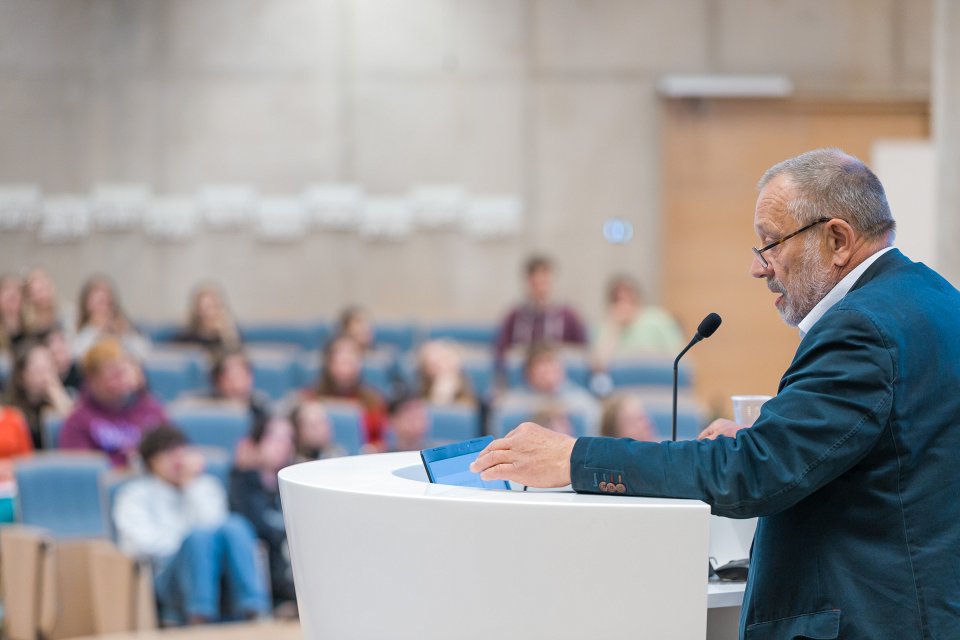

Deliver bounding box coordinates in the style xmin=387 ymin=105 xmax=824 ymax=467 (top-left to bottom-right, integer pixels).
xmin=308 ymin=336 xmax=386 ymax=451
xmin=72 ymin=275 xmax=151 ymax=361
xmin=230 ymin=415 xmax=298 ymax=618
xmin=591 ymin=274 xmax=684 ymax=369
xmin=204 ymin=349 xmax=271 ymax=423
xmin=0 ymin=274 xmax=26 ymax=354
xmin=174 ymin=283 xmax=242 ymax=353
xmin=4 ymin=341 xmax=74 ymax=449
xmin=497 ymin=342 xmax=599 ymax=435
xmin=493 ymin=256 xmax=588 ymax=370
xmin=60 ymin=338 xmax=168 ymax=467
xmin=41 ymin=325 xmax=83 ymax=393
xmin=22 ymin=267 xmax=72 ymax=339
xmin=114 ymin=425 xmax=268 ymax=625
xmin=0 ymin=404 xmax=34 ymax=481
xmin=530 ymin=403 xmax=576 ymax=437
xmin=599 ymin=393 xmax=658 ymax=442
xmin=335 ymin=306 xmax=375 ymax=353
xmin=289 ymin=400 xmax=346 ymax=462
xmin=416 ymin=339 xmax=476 ymax=406
xmin=384 ymin=395 xmax=434 ymax=452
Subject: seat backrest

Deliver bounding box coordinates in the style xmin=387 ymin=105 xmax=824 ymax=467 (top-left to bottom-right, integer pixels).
xmin=168 ymin=406 xmax=251 ymax=455
xmin=14 ymin=452 xmax=112 ymax=539
xmin=41 ymin=412 xmax=66 ymax=449
xmin=323 ymin=402 xmax=365 ymax=455
xmin=428 ymin=405 xmax=481 ymax=442
xmin=492 ymin=407 xmax=589 ymax=439
xmin=608 ymin=358 xmax=693 ymax=389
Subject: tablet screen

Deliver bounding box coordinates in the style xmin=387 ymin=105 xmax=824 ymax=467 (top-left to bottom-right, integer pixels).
xmin=420 ymin=436 xmax=510 ymax=490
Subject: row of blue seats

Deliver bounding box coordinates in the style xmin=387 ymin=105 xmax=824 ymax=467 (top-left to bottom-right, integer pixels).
xmin=143 ymin=348 xmax=693 ymax=404
xmin=141 ymin=321 xmax=499 ymax=354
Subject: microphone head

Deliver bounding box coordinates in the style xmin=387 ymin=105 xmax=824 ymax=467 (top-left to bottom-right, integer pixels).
xmin=697 ymin=312 xmax=722 ymax=339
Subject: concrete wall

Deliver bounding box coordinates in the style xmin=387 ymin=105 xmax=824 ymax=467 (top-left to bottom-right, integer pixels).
xmin=0 ymin=0 xmax=932 ymax=323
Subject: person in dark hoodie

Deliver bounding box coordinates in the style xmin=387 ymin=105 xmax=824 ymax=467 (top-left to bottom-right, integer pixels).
xmin=229 ymin=413 xmax=297 ymax=618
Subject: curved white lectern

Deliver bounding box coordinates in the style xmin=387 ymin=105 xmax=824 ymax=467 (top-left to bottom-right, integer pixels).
xmin=280 ymin=452 xmax=713 ymax=640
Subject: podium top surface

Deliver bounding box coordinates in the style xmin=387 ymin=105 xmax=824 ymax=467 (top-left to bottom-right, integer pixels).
xmin=279 ymin=450 xmax=707 ymax=511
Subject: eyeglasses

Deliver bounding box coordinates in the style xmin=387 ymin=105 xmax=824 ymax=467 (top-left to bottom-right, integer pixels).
xmin=752 ymin=217 xmax=831 ymax=269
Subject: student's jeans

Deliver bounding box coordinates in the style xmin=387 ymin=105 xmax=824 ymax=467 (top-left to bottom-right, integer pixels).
xmin=154 ymin=514 xmax=269 ymax=623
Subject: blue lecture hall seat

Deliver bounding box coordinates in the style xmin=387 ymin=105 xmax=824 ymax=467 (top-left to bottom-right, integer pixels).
xmin=424 ymin=323 xmax=497 ymax=348
xmin=607 ymin=358 xmax=692 ymax=390
xmin=428 ymin=405 xmax=481 ymax=442
xmin=323 ymin=403 xmax=365 ymax=455
xmin=168 ymin=406 xmax=251 ymax=455
xmin=14 ymin=453 xmax=112 ymax=539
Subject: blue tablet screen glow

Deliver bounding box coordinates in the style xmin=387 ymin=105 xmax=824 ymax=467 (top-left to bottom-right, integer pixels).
xmin=421 ymin=437 xmax=510 ymax=490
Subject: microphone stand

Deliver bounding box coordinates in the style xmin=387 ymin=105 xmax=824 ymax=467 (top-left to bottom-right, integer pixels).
xmin=672 ymin=335 xmax=702 ymax=442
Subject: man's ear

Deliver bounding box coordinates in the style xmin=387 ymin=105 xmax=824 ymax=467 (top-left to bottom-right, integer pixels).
xmin=825 ymin=219 xmax=856 ymax=267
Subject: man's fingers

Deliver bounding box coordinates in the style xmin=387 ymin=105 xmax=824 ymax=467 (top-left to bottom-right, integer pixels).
xmin=480 ymin=463 xmax=515 ymax=481
xmin=471 ymin=448 xmax=513 ymax=473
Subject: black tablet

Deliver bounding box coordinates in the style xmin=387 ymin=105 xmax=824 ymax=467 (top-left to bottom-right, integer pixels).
xmin=420 ymin=436 xmax=510 ymax=490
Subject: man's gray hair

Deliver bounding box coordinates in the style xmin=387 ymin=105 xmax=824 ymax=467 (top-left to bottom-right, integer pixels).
xmin=758 ymin=148 xmax=896 ymax=240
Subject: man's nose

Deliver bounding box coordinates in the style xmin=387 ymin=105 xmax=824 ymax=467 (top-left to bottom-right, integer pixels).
xmin=750 ymin=254 xmax=772 ymax=279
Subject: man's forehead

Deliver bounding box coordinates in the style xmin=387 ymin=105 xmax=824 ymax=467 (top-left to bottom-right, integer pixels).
xmin=754 ymin=174 xmax=795 ymax=232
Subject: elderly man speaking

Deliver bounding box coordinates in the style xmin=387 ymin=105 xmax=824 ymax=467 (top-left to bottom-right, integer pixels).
xmin=472 ymin=148 xmax=960 ymax=639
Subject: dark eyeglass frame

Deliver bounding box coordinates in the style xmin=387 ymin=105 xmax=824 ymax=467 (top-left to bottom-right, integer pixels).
xmin=752 ymin=217 xmax=831 ymax=269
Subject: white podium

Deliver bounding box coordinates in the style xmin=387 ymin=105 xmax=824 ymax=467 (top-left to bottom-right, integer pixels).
xmin=280 ymin=452 xmax=729 ymax=640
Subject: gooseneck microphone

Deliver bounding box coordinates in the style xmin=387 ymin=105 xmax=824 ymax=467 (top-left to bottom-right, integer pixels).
xmin=673 ymin=312 xmax=722 ymax=441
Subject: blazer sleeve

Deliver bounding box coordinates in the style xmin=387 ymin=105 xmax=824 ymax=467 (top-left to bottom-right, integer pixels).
xmin=571 ymin=307 xmax=896 ymax=519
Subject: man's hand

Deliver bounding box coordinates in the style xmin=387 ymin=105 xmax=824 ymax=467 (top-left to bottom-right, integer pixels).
xmin=697 ymin=418 xmax=747 ymax=441
xmin=469 ymin=422 xmax=576 ymax=488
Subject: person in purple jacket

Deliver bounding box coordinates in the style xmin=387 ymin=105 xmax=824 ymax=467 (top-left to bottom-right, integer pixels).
xmin=493 ymin=255 xmax=588 ymax=371
xmin=60 ymin=337 xmax=167 ymax=467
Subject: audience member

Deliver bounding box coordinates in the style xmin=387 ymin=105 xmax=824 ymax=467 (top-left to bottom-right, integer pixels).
xmin=175 ymin=283 xmax=241 ymax=353
xmin=289 ymin=400 xmax=346 ymax=461
xmin=336 ymin=306 xmax=374 ymax=352
xmin=113 ymin=425 xmax=268 ymax=625
xmin=385 ymin=395 xmax=433 ymax=452
xmin=310 ymin=336 xmax=386 ymax=450
xmin=416 ymin=339 xmax=476 ymax=405
xmin=229 ymin=415 xmax=298 ymax=617
xmin=73 ymin=275 xmax=151 ymax=361
xmin=498 ymin=342 xmax=599 ymax=434
xmin=207 ymin=349 xmax=270 ymax=423
xmin=59 ymin=338 xmax=167 ymax=467
xmin=592 ymin=274 xmax=684 ymax=368
xmin=0 ymin=274 xmax=26 ymax=354
xmin=0 ymin=404 xmax=34 ymax=481
xmin=494 ymin=256 xmax=588 ymax=368
xmin=3 ymin=341 xmax=74 ymax=448
xmin=600 ymin=393 xmax=658 ymax=441
xmin=41 ymin=325 xmax=83 ymax=393
xmin=22 ymin=267 xmax=70 ymax=338
xmin=530 ymin=403 xmax=576 ymax=437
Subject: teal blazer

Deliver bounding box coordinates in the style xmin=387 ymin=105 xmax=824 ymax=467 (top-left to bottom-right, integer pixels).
xmin=571 ymin=250 xmax=960 ymax=639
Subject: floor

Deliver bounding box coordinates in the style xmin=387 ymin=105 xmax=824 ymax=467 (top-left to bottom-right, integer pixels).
xmin=72 ymin=620 xmax=302 ymax=640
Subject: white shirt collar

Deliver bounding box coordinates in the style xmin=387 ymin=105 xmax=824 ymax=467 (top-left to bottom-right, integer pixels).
xmin=797 ymin=246 xmax=895 ymax=338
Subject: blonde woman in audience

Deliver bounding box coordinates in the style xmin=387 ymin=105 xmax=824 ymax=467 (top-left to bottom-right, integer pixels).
xmin=336 ymin=306 xmax=374 ymax=352
xmin=175 ymin=283 xmax=241 ymax=353
xmin=531 ymin=403 xmax=575 ymax=437
xmin=73 ymin=275 xmax=151 ymax=361
xmin=592 ymin=274 xmax=685 ymax=369
xmin=59 ymin=337 xmax=167 ymax=467
xmin=310 ymin=335 xmax=386 ymax=450
xmin=289 ymin=400 xmax=345 ymax=461
xmin=0 ymin=274 xmax=26 ymax=353
xmin=600 ymin=393 xmax=658 ymax=442
xmin=416 ymin=339 xmax=476 ymax=406
xmin=3 ymin=341 xmax=74 ymax=449
xmin=22 ymin=267 xmax=70 ymax=338
xmin=114 ymin=425 xmax=268 ymax=626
